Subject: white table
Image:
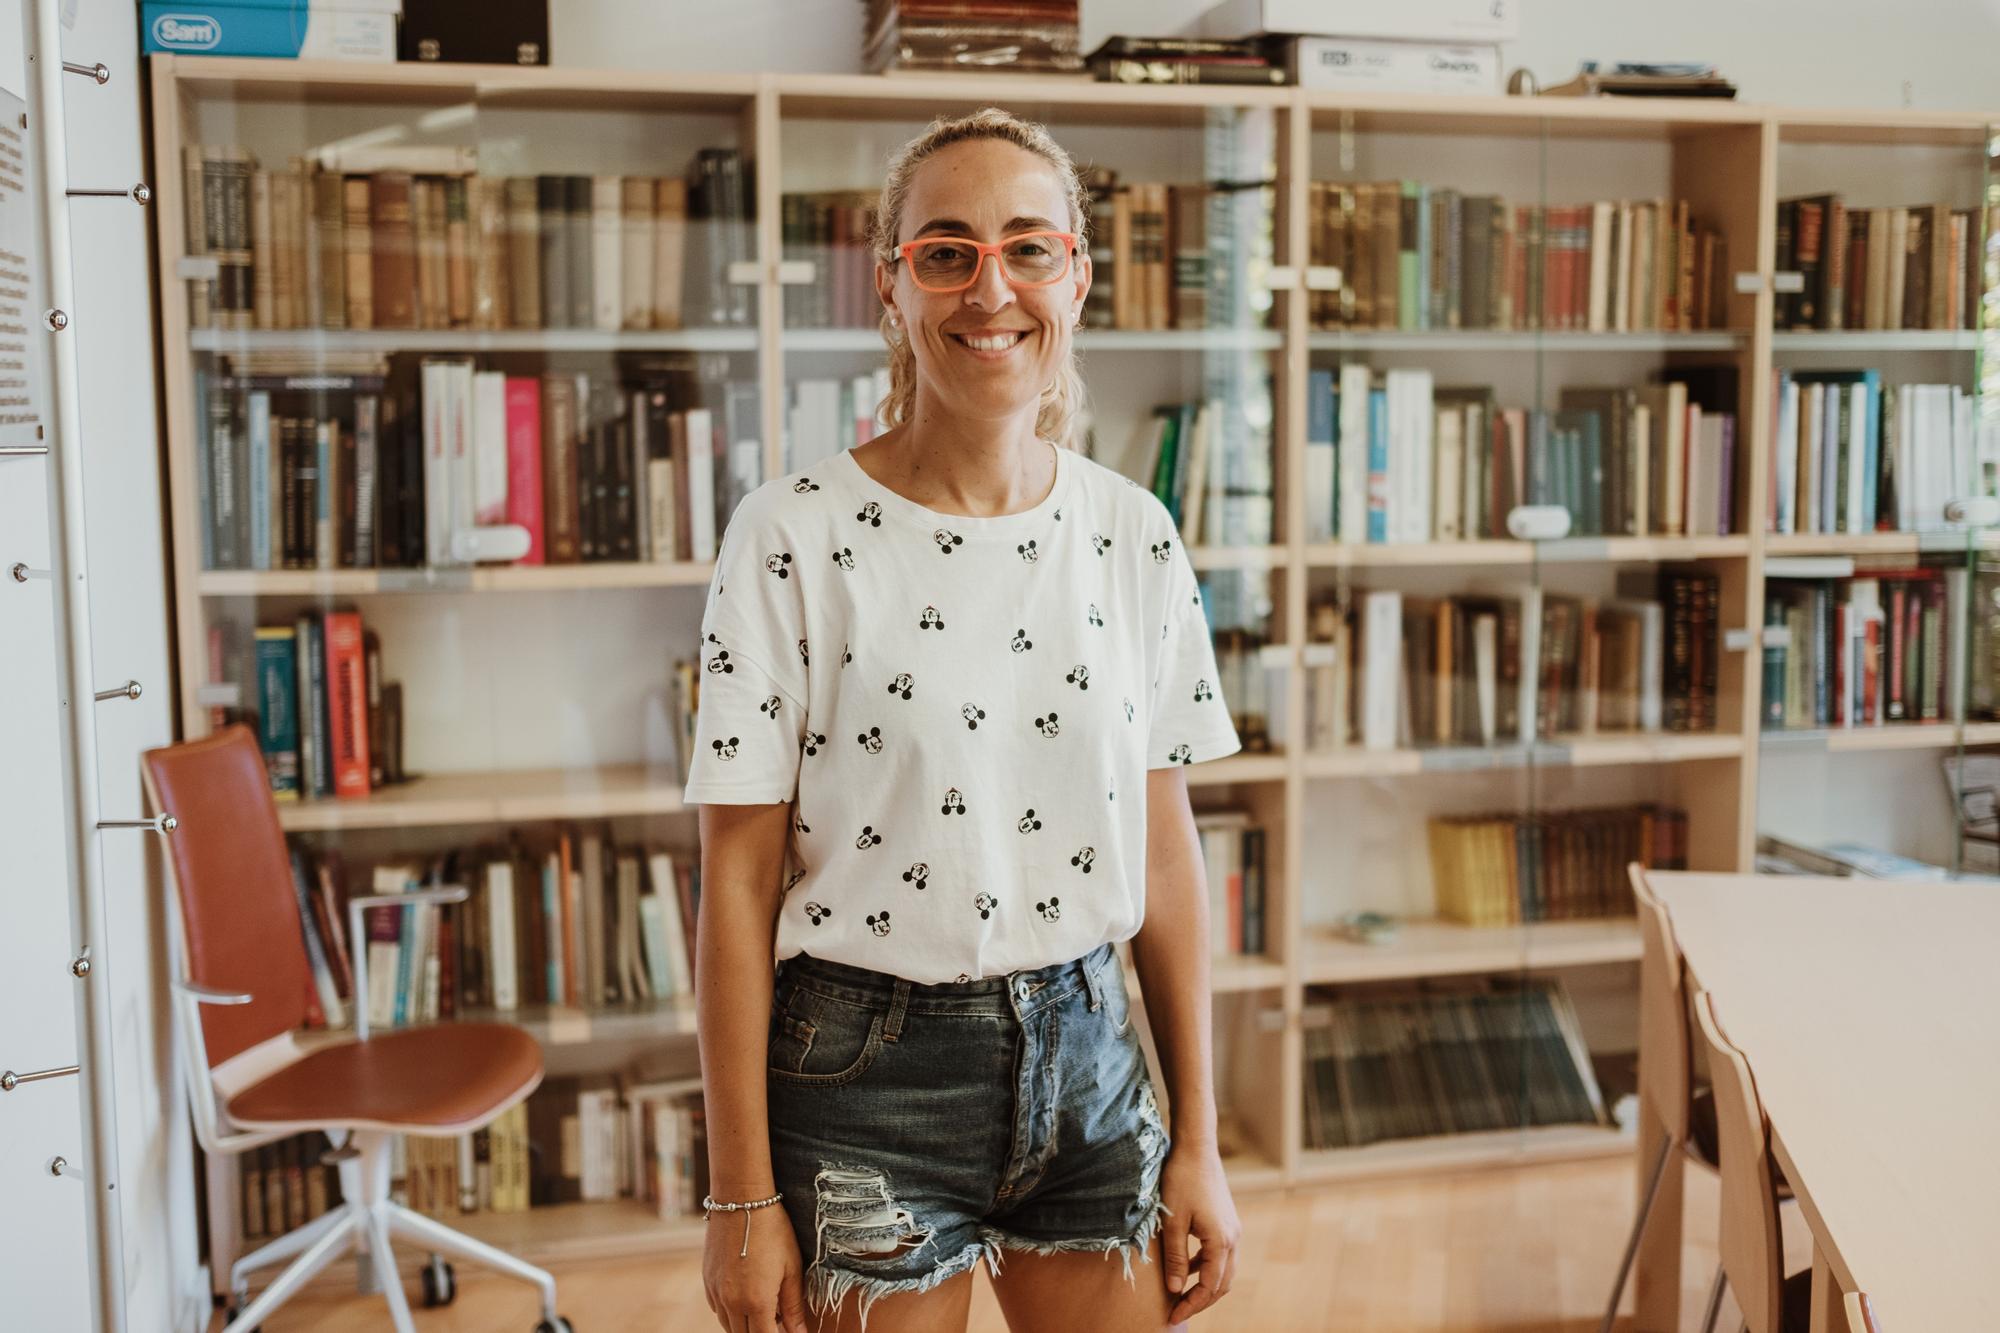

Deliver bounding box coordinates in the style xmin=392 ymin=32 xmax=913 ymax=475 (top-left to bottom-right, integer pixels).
xmin=1640 ymin=871 xmax=2000 ymax=1332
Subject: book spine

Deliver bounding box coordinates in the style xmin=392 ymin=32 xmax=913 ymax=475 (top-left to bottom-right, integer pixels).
xmin=506 ymin=377 xmax=546 ymax=564
xmin=323 ymin=610 xmax=372 ymax=799
xmin=255 ymin=628 xmax=301 ymax=798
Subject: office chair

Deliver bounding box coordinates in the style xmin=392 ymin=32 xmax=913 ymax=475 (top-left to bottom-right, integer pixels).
xmin=1600 ymin=864 xmax=1795 ymax=1333
xmin=141 ymin=724 xmax=574 ymax=1333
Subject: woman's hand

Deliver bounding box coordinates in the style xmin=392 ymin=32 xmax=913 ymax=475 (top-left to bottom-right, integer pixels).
xmin=1158 ymin=1140 xmax=1241 ymax=1322
xmin=704 ymin=1203 xmax=811 ymax=1333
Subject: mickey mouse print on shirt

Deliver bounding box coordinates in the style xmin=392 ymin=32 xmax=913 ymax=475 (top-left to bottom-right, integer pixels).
xmin=681 ymin=441 xmax=1243 ymax=986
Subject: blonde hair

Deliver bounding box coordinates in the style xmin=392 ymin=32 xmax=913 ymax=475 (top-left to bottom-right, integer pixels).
xmin=869 ymin=106 xmax=1090 ymax=450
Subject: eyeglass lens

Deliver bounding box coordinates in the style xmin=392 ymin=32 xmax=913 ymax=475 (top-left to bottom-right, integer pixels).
xmin=909 ymin=235 xmax=1070 ymax=289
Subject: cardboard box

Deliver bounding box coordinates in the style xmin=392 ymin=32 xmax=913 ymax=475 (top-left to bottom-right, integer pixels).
xmin=1192 ymin=0 xmax=1519 ymax=43
xmin=142 ymin=1 xmax=401 ymax=61
xmin=1286 ymin=35 xmax=1503 ymax=95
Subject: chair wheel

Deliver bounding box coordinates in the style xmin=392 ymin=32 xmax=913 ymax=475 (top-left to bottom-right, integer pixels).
xmin=534 ymin=1319 xmax=575 ymax=1333
xmin=222 ymin=1301 xmax=260 ymax=1333
xmin=420 ymin=1256 xmax=456 ymax=1308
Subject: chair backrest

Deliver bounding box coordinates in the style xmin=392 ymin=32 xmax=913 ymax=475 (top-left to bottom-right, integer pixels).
xmin=1630 ymin=863 xmax=1691 ymax=1143
xmin=1691 ymin=986 xmax=1786 ymax=1333
xmin=1845 ymin=1291 xmax=1881 ymax=1333
xmin=140 ymin=724 xmax=311 ymax=1067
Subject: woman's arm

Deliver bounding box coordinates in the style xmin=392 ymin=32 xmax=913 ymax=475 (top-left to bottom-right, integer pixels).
xmin=1132 ymin=764 xmax=1240 ymax=1321
xmin=695 ymin=801 xmax=812 ymax=1333
xmin=696 ymin=800 xmax=795 ymax=1203
xmin=1131 ymin=765 xmax=1217 ymax=1148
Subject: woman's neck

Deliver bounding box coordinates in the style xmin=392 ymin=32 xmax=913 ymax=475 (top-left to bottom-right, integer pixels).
xmin=863 ymin=408 xmax=1054 ymax=519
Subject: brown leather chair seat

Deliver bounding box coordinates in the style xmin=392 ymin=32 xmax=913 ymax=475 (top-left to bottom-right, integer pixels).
xmin=227 ymin=1023 xmax=543 ymax=1133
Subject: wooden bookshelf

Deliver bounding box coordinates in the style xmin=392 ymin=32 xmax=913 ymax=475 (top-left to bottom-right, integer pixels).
xmin=1294 ymin=1123 xmax=1633 ymax=1185
xmin=1763 ymin=530 xmax=2000 ymax=557
xmin=147 ymin=54 xmax=2000 ymax=1265
xmin=1307 ymin=330 xmax=1744 ymax=352
xmin=1299 ymin=731 xmax=1747 ymax=779
xmin=1304 ymin=535 xmax=1753 ymax=566
xmin=198 ymin=562 xmax=714 ymax=597
xmin=1300 ymin=918 xmax=1640 ymax=985
xmin=273 ymin=764 xmax=692 ymax=831
xmin=189 ymin=327 xmax=761 ymax=354
xmin=1770 ymin=330 xmax=1978 ymax=352
xmin=1759 ymin=721 xmax=2000 ymax=754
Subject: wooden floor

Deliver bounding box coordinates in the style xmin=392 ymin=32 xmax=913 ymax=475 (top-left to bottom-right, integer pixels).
xmin=215 ymin=1154 xmax=1815 ymax=1332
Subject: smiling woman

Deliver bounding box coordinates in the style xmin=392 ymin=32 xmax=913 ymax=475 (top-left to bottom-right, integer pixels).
xmin=868 ymin=109 xmax=1095 ymax=456
xmin=688 ymin=104 xmax=1243 ymax=1333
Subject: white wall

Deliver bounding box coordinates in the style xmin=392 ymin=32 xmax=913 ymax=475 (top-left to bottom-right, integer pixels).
xmin=550 ymin=0 xmax=2000 ymax=111
xmin=0 ymin=0 xmax=199 ymax=1329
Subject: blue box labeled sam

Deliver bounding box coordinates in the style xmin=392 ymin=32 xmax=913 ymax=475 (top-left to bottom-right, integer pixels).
xmin=142 ymin=1 xmax=402 ymax=62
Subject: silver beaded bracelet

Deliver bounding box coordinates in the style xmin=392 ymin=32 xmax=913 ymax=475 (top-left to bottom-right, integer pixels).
xmin=702 ymin=1191 xmax=785 ymax=1258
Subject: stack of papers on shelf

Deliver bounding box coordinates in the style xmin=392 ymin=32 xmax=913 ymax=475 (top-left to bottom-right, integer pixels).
xmin=1540 ymin=62 xmax=1738 ymax=99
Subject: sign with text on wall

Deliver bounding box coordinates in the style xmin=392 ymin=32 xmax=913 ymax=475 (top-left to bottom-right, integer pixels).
xmin=0 ymin=89 xmax=48 ymax=450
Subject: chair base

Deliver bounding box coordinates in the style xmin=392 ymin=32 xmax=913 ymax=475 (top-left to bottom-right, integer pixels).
xmin=224 ymin=1129 xmax=558 ymax=1333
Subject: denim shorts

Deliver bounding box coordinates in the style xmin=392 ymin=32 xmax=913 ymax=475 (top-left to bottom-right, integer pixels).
xmin=765 ymin=939 xmax=1171 ymax=1331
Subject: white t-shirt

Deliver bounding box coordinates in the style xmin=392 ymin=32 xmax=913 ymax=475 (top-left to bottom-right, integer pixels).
xmin=679 ymin=440 xmax=1243 ymax=984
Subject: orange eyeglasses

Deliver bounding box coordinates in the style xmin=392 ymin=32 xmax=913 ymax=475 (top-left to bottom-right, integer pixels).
xmin=895 ymin=230 xmax=1080 ymax=294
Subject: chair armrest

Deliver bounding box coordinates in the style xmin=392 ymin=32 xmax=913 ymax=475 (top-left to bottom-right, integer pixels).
xmin=346 ymin=885 xmax=470 ymax=1042
xmin=173 ymin=980 xmax=253 ymax=1006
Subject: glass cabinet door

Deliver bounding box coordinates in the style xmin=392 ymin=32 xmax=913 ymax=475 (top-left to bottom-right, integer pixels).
xmin=772 ymin=82 xmax=1292 ymax=1182
xmin=1755 ymin=116 xmax=1992 ymax=880
xmin=1294 ymin=96 xmax=1759 ymax=1177
xmin=1939 ymin=123 xmax=2000 ymax=879
xmin=158 ymin=61 xmax=759 ymax=1254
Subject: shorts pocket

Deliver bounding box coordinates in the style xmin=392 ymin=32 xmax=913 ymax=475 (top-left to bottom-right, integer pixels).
xmin=768 ymin=990 xmax=886 ymax=1087
xmin=1096 ymin=953 xmax=1133 ymax=1037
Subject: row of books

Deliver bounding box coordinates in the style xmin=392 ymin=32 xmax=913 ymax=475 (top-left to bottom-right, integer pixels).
xmin=283 ymin=832 xmax=704 ymax=1033
xmin=1084 ymin=175 xmax=1272 ymax=333
xmin=1304 ymin=366 xmax=1742 ymax=544
xmin=1305 ymin=185 xmax=1730 ymax=333
xmin=1136 ymin=394 xmax=1279 ymax=549
xmin=782 ymin=169 xmax=1278 ymax=334
xmin=784 ymin=371 xmax=891 ymax=473
xmin=1773 ymin=194 xmax=1985 ymax=331
xmin=389 ymin=1078 xmax=708 ymax=1219
xmin=1766 ymin=371 xmax=1984 ymax=536
xmin=236 ymin=1132 xmax=343 ymax=1244
xmin=181 ymin=145 xmax=756 ymax=332
xmin=1760 ymin=560 xmax=1987 ymax=730
xmin=780 ymin=189 xmax=880 ymax=330
xmin=1300 ymin=979 xmax=1607 ymax=1150
xmin=236 ymin=1077 xmax=713 ymax=1243
xmin=524 ymin=1075 xmax=708 ymax=1218
xmin=1755 ymin=832 xmax=1983 ymax=880
xmin=247 ymin=610 xmax=402 ymax=803
xmin=1198 ymin=810 xmax=1269 ymax=957
xmin=1206 ymin=627 xmax=1276 ymax=756
xmin=196 ymin=354 xmax=761 ymax=572
xmin=1426 ymin=802 xmax=1688 ymax=928
xmin=1299 ymin=569 xmax=1724 ymax=751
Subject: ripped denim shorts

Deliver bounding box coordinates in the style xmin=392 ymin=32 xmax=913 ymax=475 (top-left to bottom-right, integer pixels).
xmin=764 ymin=939 xmax=1171 ymax=1331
